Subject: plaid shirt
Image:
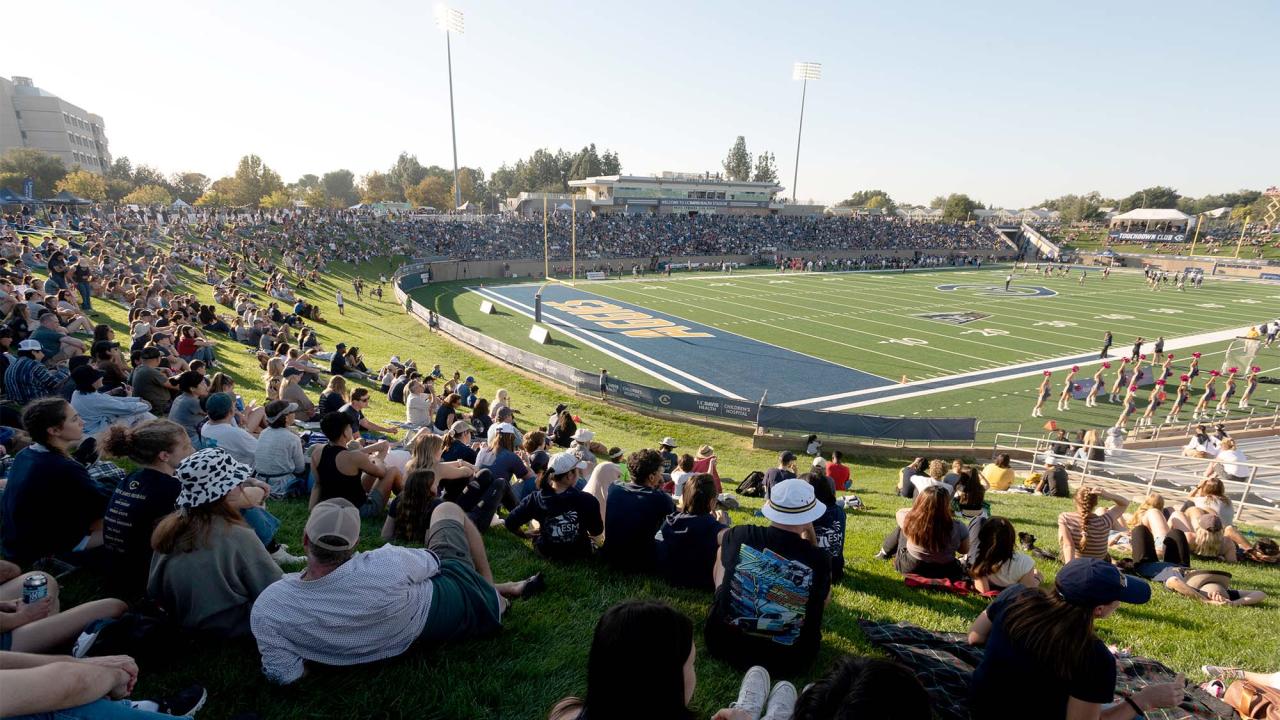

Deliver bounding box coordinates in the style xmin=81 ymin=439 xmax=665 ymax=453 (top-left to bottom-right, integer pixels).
xmin=3 ymin=355 xmax=67 ymax=405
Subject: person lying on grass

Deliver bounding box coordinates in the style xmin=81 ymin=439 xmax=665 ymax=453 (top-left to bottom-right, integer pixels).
xmin=250 ymin=498 xmax=544 ymax=685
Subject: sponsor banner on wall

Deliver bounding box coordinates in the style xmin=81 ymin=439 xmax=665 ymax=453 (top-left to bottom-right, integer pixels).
xmin=579 ymin=375 xmax=761 ymax=422
xmin=1109 ymin=232 xmax=1187 ymax=242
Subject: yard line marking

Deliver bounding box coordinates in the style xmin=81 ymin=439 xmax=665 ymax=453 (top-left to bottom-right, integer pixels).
xmin=816 ymin=327 xmax=1252 ymax=410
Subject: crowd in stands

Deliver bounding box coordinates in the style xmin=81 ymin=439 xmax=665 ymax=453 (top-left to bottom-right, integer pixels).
xmin=0 ymin=203 xmax=1273 ymax=719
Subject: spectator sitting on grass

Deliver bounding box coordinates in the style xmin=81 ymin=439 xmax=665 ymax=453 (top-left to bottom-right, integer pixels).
xmin=339 ymin=387 xmax=398 ymax=440
xmin=761 ymin=451 xmax=797 ymax=498
xmin=706 ymin=478 xmax=831 ymax=675
xmin=601 ymin=449 xmax=675 ymax=573
xmin=147 ymin=448 xmax=283 ymax=638
xmin=309 ymin=413 xmax=403 ymax=520
xmin=0 ymin=398 xmax=105 ymax=567
xmin=200 ymin=393 xmax=257 ymax=467
xmin=254 ymin=400 xmax=309 ymax=499
xmin=250 ymin=498 xmax=544 ymax=685
xmin=70 ymin=365 xmax=153 ymax=437
xmin=317 ymin=375 xmax=347 ymax=416
xmin=0 ymin=559 xmax=127 ymax=656
xmin=657 ymin=473 xmax=727 ymax=591
xmin=504 ymin=451 xmax=601 ymax=561
xmin=166 ymin=371 xmax=209 ymax=442
xmin=876 ymin=485 xmax=969 ymax=580
xmin=100 ymin=420 xmax=194 ymax=598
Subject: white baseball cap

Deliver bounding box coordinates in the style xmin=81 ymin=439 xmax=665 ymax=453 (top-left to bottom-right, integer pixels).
xmin=17 ymin=339 xmax=43 ymax=352
xmin=761 ymin=478 xmax=827 ymax=526
xmin=492 ymin=422 xmax=516 ymax=435
xmin=571 ymin=428 xmax=595 ymax=443
xmin=549 ymin=451 xmax=588 ymax=475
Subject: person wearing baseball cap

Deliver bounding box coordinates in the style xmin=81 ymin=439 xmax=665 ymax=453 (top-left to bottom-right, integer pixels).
xmin=762 ymin=451 xmax=798 ymax=499
xmin=705 ymin=478 xmax=831 ymax=675
xmin=249 ymin=498 xmax=544 ymax=685
xmin=201 ymin=393 xmax=258 ymax=467
xmin=600 ymin=449 xmax=676 ymax=573
xmin=4 ymin=339 xmax=63 ymax=405
xmin=148 ymin=448 xmax=285 ymax=637
xmin=254 ymin=400 xmax=309 ymax=499
xmin=504 ymin=451 xmax=601 ymax=561
xmin=969 ymin=558 xmax=1185 ymax=719
xmin=70 ymin=364 xmax=154 ymax=436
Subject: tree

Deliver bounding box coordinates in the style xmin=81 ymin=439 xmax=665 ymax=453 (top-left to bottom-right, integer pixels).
xmin=121 ymin=184 xmax=173 ymax=206
xmin=929 ymin=195 xmax=948 ymax=210
xmin=941 ymin=193 xmax=982 ymax=221
xmin=1118 ymin=186 xmax=1180 ymax=212
xmin=170 ymin=172 xmax=210 ymax=204
xmin=293 ymin=174 xmax=321 ymax=191
xmin=722 ymin=136 xmax=752 ymax=181
xmin=837 ymin=189 xmax=897 ymax=214
xmin=54 ymin=170 xmax=107 ymax=201
xmin=195 ymin=189 xmax=232 ymax=207
xmin=0 ymin=148 xmax=68 ymax=197
xmin=131 ymin=165 xmax=171 ymax=193
xmin=751 ymin=152 xmax=779 ymax=183
xmin=600 ymin=149 xmax=621 ymax=175
xmin=228 ymin=154 xmax=284 ymax=207
xmin=359 ymin=171 xmax=400 ymax=203
xmin=106 ymin=157 xmax=133 ymax=182
xmin=259 ymin=189 xmax=294 ymax=210
xmin=387 ymin=152 xmax=427 ymax=199
xmin=452 ymin=167 xmax=486 ymax=207
xmin=321 ymin=169 xmax=358 ymax=208
xmin=406 ymin=176 xmax=451 ymax=209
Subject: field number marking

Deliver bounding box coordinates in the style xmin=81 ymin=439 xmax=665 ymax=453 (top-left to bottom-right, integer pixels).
xmin=1150 ymin=308 xmax=1183 ymax=314
xmin=962 ymin=328 xmax=1009 ymax=336
xmin=1196 ymin=303 xmax=1224 ymax=308
xmin=1095 ymin=314 xmax=1134 ymax=320
xmin=1034 ymin=320 xmax=1077 ymax=327
xmin=880 ymin=337 xmax=929 ymax=346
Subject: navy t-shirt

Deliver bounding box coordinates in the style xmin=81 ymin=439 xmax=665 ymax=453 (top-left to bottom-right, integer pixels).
xmin=434 ymin=404 xmax=455 ymax=432
xmin=812 ymin=504 xmax=847 ymax=580
xmin=705 ymin=524 xmax=830 ymax=675
xmin=969 ymin=585 xmax=1117 ymax=719
xmin=0 ymin=446 xmax=108 ymax=565
xmin=480 ymin=449 xmax=530 ymax=483
xmin=103 ymin=468 xmax=181 ymax=592
xmin=441 ymin=440 xmax=477 ymax=464
xmin=762 ymin=467 xmax=795 ymax=497
xmin=601 ymin=483 xmax=675 ymax=572
xmin=658 ymin=512 xmax=726 ymax=590
xmin=504 ymin=486 xmax=602 ymax=561
xmin=317 ymin=390 xmax=344 ymax=416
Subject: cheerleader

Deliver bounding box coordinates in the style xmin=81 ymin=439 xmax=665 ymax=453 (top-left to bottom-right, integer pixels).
xmin=1215 ymin=367 xmax=1239 ymax=413
xmin=1165 ymin=374 xmax=1191 ymax=424
xmin=1032 ymin=370 xmax=1052 ymax=418
xmin=1193 ymin=370 xmax=1221 ymax=421
xmin=1116 ymin=383 xmax=1139 ymax=427
xmin=1159 ymin=353 xmax=1174 ymax=382
xmin=1138 ymin=379 xmax=1166 ymax=426
xmin=1085 ymin=362 xmax=1108 ymax=407
xmin=1188 ymin=352 xmax=1201 ymax=380
xmin=1057 ymin=365 xmax=1079 ymax=411
xmin=1133 ymin=354 xmax=1148 ymax=385
xmin=1108 ymin=357 xmax=1131 ymax=403
xmin=1239 ymin=366 xmax=1260 ymax=408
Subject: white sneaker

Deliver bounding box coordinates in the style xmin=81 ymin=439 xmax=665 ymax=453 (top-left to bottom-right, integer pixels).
xmin=730 ymin=665 xmax=771 ymax=720
xmin=270 ymin=545 xmax=305 ymax=565
xmin=761 ymin=681 xmax=798 ymax=720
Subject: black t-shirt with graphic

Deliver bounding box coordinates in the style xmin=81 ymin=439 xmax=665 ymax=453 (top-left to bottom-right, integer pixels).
xmin=705 ymin=524 xmax=831 ymax=675
xmin=102 ymin=468 xmax=181 ymax=594
xmin=658 ymin=512 xmax=726 ymax=591
xmin=504 ymin=486 xmax=602 ymax=561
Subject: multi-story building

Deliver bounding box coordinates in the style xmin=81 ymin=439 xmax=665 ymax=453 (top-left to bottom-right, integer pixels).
xmin=568 ymin=171 xmax=786 ymax=216
xmin=0 ymin=76 xmax=111 ymax=174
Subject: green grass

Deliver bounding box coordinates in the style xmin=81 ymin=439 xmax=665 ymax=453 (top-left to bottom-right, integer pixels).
xmin=415 ymin=267 xmax=1280 ymax=426
xmin=47 ymin=251 xmax=1280 ymax=719
xmin=1058 ymin=229 xmax=1280 ymax=261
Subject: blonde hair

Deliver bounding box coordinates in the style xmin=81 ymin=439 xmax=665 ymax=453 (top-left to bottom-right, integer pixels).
xmin=1127 ymin=493 xmax=1164 ymax=529
xmin=325 ymin=374 xmax=348 ymax=400
xmin=264 ymin=357 xmax=285 ymax=401
xmin=927 ymin=459 xmax=945 ymax=481
xmin=407 ymin=433 xmax=443 ymax=474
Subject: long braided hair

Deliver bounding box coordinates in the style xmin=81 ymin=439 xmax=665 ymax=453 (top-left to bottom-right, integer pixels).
xmin=1074 ymin=486 xmax=1099 ymax=553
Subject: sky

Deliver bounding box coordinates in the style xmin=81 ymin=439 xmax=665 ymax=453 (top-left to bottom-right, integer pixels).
xmin=5 ymin=0 xmax=1278 ymax=208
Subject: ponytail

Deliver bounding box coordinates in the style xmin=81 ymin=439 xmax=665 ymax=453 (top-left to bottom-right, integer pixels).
xmin=101 ymin=419 xmax=187 ymax=465
xmin=1074 ymin=488 xmax=1098 ymax=553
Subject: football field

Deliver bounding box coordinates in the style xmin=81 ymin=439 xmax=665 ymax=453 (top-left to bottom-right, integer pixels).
xmin=417 ymin=266 xmax=1280 ymax=425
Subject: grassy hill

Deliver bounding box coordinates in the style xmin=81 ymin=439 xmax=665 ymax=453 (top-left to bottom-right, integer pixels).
xmin=50 ymin=248 xmax=1280 ymax=719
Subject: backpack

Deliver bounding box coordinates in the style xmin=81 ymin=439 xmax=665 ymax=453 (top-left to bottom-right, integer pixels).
xmin=74 ymin=607 xmax=180 ymax=664
xmin=1225 ymin=680 xmax=1280 ymax=720
xmin=736 ymin=470 xmax=766 ymax=498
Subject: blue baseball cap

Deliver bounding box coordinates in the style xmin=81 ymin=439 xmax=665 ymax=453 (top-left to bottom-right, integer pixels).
xmin=1056 ymin=558 xmax=1151 ymax=607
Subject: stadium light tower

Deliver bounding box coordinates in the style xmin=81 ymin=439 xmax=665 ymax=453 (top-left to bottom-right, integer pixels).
xmin=790 ymin=62 xmax=821 ymax=203
xmin=435 ymin=4 xmax=465 ymax=211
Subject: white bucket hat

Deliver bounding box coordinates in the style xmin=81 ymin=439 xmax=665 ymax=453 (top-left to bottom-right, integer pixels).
xmin=761 ymin=478 xmax=827 ymax=526
xmin=175 ymin=448 xmax=252 ymax=509
xmin=571 ymin=428 xmax=595 ymax=443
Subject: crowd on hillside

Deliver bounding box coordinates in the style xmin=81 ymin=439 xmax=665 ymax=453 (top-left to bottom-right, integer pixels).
xmin=0 ymin=206 xmax=1275 ymax=719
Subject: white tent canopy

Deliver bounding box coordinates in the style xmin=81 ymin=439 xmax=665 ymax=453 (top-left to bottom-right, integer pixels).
xmin=1109 ymin=208 xmax=1191 ymax=222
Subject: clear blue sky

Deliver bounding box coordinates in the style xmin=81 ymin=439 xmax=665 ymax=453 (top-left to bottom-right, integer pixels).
xmin=6 ymin=0 xmax=1277 ymax=207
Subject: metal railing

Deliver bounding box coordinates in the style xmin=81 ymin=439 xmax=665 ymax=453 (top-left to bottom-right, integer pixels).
xmin=992 ymin=432 xmax=1280 ymax=523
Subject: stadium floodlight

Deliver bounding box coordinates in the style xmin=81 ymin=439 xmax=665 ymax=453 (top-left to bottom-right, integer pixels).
xmin=790 ymin=62 xmax=821 ymax=203
xmin=435 ymin=4 xmax=465 ymax=211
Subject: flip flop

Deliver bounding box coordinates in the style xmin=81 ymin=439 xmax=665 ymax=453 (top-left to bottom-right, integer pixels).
xmin=519 ymin=572 xmax=546 ymax=600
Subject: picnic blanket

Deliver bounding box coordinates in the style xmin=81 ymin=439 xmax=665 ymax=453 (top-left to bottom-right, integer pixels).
xmin=858 ymin=620 xmax=1238 ymax=720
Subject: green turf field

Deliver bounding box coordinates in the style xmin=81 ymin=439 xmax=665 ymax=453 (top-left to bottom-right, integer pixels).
xmin=416 ymin=266 xmax=1280 ymax=427
xmin=40 ymin=249 xmax=1280 ymax=719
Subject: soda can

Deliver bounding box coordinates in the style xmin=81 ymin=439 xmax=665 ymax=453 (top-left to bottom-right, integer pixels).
xmin=22 ymin=573 xmax=48 ymax=604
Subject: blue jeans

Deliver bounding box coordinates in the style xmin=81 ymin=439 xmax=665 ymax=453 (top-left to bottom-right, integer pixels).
xmin=241 ymin=506 xmax=280 ymax=546
xmin=77 ymin=281 xmax=93 ymax=311
xmin=9 ymin=698 xmax=173 ymax=719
